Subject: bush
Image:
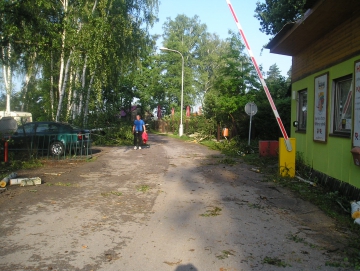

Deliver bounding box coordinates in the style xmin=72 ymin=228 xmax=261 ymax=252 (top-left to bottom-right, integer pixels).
xmin=91 ymin=122 xmax=133 ymax=146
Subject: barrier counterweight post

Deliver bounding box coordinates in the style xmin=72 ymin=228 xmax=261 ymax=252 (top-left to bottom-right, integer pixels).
xmin=225 ymin=0 xmax=292 ymax=152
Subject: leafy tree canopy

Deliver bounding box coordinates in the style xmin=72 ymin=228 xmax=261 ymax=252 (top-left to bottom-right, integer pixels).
xmin=254 ymin=0 xmax=307 ymax=36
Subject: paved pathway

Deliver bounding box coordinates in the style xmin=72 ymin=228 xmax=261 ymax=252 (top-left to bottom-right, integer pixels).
xmin=0 ymin=134 xmax=350 ymax=270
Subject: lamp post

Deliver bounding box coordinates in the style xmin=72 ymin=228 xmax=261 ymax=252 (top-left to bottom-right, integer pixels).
xmin=160 ymin=47 xmax=184 ymax=137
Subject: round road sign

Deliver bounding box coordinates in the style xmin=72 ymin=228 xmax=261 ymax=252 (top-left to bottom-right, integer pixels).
xmin=245 ymin=102 xmax=258 ymax=116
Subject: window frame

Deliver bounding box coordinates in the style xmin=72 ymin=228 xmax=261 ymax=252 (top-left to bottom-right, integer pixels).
xmin=296 ymin=89 xmax=308 ymax=132
xmin=330 ymin=74 xmax=353 ymax=137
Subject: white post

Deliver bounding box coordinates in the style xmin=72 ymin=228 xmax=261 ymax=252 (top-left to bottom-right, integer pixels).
xmin=248 ymin=104 xmax=253 ymax=146
xmin=160 ymin=47 xmax=184 ymax=137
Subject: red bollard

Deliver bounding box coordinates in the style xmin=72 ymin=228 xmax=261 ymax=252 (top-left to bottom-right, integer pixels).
xmin=4 ymin=141 xmax=8 ymax=163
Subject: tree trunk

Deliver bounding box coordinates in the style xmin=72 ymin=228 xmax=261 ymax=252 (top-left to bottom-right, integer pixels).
xmin=56 ymin=0 xmax=68 ymax=120
xmin=56 ymin=51 xmax=72 ymax=121
xmin=2 ymin=44 xmax=12 ymax=113
xmin=229 ymin=113 xmax=238 ymax=138
xmin=58 ymin=30 xmax=66 ymax=97
xmin=66 ymin=66 xmax=74 ymax=120
xmin=72 ymin=69 xmax=80 ymax=120
xmin=20 ymin=52 xmax=37 ymax=112
xmin=50 ymin=51 xmax=54 ymax=120
xmin=83 ymin=70 xmax=95 ymax=127
xmin=77 ymin=56 xmax=88 ymax=119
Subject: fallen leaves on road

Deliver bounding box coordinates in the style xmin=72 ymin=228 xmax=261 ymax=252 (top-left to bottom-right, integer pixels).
xmin=200 ymin=206 xmax=222 ymax=217
xmin=216 ymin=250 xmax=236 ymax=260
xmin=163 ymin=259 xmax=182 ymax=266
xmin=262 ymin=256 xmax=288 ymax=267
xmin=101 ymin=191 xmax=122 ymax=197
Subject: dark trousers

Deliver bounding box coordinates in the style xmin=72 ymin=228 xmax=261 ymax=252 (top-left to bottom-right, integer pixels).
xmin=134 ymin=131 xmax=143 ymax=147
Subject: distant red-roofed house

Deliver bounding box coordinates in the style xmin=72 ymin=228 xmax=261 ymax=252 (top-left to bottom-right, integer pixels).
xmin=120 ymin=105 xmax=140 ymax=120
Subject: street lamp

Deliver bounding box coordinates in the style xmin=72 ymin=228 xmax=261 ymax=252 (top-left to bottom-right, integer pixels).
xmin=160 ymin=47 xmax=184 ymax=137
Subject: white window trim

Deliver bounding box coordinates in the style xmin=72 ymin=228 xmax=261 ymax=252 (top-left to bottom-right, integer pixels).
xmin=330 ymin=75 xmax=353 ymax=136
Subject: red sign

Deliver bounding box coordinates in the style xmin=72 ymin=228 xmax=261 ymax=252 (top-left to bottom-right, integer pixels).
xmin=186 ymin=106 xmax=190 ymax=117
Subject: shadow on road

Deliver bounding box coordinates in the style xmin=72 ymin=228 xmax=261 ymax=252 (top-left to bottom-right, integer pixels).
xmin=174 ymin=263 xmax=198 ymax=271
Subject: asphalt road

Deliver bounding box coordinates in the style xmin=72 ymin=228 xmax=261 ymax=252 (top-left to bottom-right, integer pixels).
xmin=0 ymin=134 xmax=352 ymax=270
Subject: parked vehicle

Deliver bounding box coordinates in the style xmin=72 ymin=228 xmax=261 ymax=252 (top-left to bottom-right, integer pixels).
xmin=3 ymin=121 xmax=91 ymax=156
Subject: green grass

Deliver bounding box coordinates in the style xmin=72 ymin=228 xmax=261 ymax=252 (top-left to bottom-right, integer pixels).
xmin=85 ymin=156 xmax=97 ymax=162
xmin=286 ymin=233 xmax=320 ymax=250
xmin=218 ymin=157 xmax=237 ymax=165
xmin=152 ymin=130 xmax=191 ymax=142
xmin=137 ymin=185 xmax=150 ymax=193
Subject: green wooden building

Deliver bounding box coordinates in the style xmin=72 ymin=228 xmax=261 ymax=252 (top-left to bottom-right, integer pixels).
xmin=266 ymin=0 xmax=360 ymax=195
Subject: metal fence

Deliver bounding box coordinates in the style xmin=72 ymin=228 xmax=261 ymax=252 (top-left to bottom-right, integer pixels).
xmin=2 ymin=133 xmax=92 ymax=161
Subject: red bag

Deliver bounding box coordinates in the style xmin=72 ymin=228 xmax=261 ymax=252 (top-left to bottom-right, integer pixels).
xmin=142 ymin=132 xmax=148 ymax=144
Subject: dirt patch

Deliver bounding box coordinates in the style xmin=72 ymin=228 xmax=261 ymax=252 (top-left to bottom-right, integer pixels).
xmin=0 ymin=160 xmax=84 ymax=202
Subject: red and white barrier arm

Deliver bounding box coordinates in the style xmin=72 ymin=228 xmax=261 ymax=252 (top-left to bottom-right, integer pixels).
xmin=225 ymin=0 xmax=292 ymax=151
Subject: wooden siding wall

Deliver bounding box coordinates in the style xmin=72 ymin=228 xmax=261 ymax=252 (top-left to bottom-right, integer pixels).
xmin=292 ymin=9 xmax=360 ymax=82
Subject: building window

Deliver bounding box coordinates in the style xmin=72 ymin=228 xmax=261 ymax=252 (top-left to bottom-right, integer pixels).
xmin=297 ymin=89 xmax=307 ymax=131
xmin=333 ymin=75 xmax=352 ymax=134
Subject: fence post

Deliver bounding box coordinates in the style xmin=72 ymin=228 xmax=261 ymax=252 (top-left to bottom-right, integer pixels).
xmin=4 ymin=141 xmax=8 ymax=163
xmin=217 ymin=124 xmax=220 ymax=141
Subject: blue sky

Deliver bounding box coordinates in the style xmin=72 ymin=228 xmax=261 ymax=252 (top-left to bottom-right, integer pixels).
xmin=150 ymin=0 xmax=292 ymax=77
